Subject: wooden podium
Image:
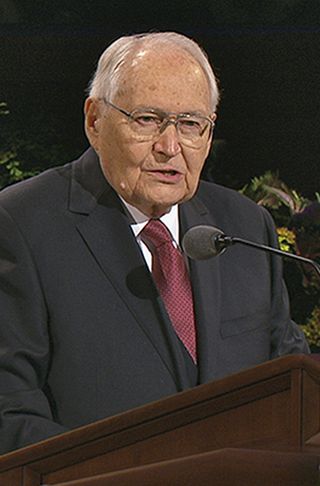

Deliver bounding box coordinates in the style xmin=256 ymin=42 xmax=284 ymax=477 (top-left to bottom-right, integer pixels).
xmin=1 ymin=355 xmax=320 ymax=485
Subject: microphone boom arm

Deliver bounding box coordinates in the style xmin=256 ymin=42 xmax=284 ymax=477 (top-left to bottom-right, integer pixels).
xmin=217 ymin=234 xmax=320 ymax=278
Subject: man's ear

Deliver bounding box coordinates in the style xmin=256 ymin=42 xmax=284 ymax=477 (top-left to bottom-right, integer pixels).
xmin=84 ymin=97 xmax=101 ymax=151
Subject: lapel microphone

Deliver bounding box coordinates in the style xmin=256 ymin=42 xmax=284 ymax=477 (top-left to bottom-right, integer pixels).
xmin=182 ymin=224 xmax=320 ymax=279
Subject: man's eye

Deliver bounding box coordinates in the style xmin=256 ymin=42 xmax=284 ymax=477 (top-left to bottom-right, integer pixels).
xmin=179 ymin=119 xmax=202 ymax=132
xmin=182 ymin=119 xmax=200 ymax=127
xmin=134 ymin=115 xmax=160 ymax=125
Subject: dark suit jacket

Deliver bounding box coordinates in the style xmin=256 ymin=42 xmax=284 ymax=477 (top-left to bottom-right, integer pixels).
xmin=0 ymin=148 xmax=308 ymax=454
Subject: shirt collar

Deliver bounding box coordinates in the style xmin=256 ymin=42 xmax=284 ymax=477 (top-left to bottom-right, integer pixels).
xmin=121 ymin=199 xmax=180 ymax=245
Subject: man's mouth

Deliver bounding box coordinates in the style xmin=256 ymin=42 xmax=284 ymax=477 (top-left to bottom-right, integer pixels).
xmin=159 ymin=169 xmax=178 ymax=175
xmin=147 ymin=167 xmax=183 ymax=175
xmin=147 ymin=168 xmax=184 ymax=182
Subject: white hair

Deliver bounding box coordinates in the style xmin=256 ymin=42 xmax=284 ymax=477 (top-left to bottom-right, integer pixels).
xmin=88 ymin=32 xmax=220 ymax=112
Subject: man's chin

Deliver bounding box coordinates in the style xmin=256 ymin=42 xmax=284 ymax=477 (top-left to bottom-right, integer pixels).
xmin=140 ymin=195 xmax=192 ymax=218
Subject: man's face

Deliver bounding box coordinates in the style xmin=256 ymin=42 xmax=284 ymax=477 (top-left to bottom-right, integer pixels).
xmin=85 ymin=48 xmax=215 ymax=217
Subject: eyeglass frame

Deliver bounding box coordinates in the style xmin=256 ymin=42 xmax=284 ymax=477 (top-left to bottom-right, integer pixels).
xmin=102 ymin=99 xmax=215 ymax=144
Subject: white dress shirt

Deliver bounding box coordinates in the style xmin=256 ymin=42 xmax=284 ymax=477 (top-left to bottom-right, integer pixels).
xmin=121 ymin=199 xmax=180 ymax=272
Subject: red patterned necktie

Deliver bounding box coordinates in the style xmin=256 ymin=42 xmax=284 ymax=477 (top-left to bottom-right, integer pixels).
xmin=141 ymin=219 xmax=197 ymax=363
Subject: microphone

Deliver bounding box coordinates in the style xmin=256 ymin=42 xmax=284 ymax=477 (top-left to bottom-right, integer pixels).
xmin=182 ymin=225 xmax=320 ymax=278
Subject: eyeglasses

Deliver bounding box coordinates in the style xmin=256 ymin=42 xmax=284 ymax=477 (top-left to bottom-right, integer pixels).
xmin=103 ymin=99 xmax=214 ymax=148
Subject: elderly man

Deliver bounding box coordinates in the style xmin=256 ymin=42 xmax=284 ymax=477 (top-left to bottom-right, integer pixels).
xmin=0 ymin=32 xmax=308 ymax=454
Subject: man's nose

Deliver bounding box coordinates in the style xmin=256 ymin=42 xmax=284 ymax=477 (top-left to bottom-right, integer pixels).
xmin=153 ymin=124 xmax=182 ymax=157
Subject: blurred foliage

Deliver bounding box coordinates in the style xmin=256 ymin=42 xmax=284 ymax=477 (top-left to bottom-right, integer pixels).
xmin=0 ymin=102 xmax=38 ymax=187
xmin=0 ymin=101 xmax=71 ymax=189
xmin=302 ymin=307 xmax=320 ymax=348
xmin=240 ymin=171 xmax=310 ymax=226
xmin=242 ymin=171 xmax=320 ymax=348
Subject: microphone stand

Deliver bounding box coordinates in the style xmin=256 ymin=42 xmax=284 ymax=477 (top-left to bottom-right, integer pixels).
xmin=217 ymin=235 xmax=320 ymax=278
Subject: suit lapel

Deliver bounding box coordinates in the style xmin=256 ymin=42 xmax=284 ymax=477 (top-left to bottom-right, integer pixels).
xmin=68 ymin=149 xmax=190 ymax=390
xmin=179 ymin=195 xmax=222 ymax=384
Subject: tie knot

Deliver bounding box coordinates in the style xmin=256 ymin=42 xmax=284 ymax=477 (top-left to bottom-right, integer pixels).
xmin=141 ymin=219 xmax=173 ymax=249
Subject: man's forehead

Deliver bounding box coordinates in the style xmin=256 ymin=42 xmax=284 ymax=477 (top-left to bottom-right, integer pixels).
xmin=126 ymin=45 xmax=200 ymax=74
xmin=114 ymin=47 xmax=210 ymax=109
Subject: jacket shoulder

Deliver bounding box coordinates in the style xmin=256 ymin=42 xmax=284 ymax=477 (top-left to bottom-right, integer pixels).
xmin=197 ymin=179 xmax=261 ymax=213
xmin=0 ymin=162 xmax=72 ymax=209
xmin=196 ymin=180 xmax=274 ymax=239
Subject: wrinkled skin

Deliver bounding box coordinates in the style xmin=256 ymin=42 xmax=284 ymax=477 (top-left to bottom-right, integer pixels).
xmin=84 ymin=47 xmax=215 ymax=218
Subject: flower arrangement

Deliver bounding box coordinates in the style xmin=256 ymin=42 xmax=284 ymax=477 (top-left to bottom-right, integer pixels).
xmin=240 ymin=172 xmax=320 ymax=349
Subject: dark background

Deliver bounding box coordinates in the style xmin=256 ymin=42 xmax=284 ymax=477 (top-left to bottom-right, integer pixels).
xmin=0 ymin=0 xmax=319 ymax=195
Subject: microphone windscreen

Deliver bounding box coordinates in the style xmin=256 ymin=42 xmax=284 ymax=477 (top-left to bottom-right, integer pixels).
xmin=182 ymin=225 xmax=225 ymax=260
